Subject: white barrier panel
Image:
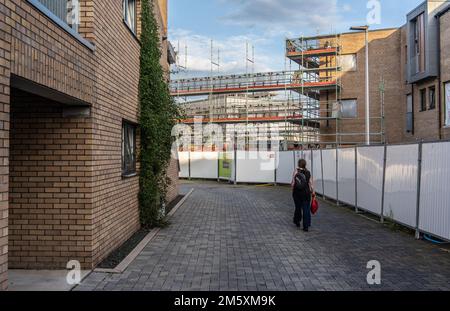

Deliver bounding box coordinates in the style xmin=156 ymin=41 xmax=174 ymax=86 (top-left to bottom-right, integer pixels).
xmin=322 ymin=149 xmax=337 ymax=200
xmin=419 ymin=142 xmax=450 ymax=240
xmin=312 ymin=150 xmax=323 ymax=195
xmin=178 ymin=152 xmax=190 ymax=178
xmin=190 ymin=152 xmax=219 ymax=179
xmin=294 ymin=150 xmax=312 ymax=171
xmin=384 ymin=144 xmax=419 ymax=228
xmin=338 ymin=148 xmax=356 ymax=206
xmin=276 ymin=152 xmax=295 ymax=184
xmin=357 ymin=146 xmax=384 ymax=215
xmin=236 ymin=151 xmax=276 ymax=183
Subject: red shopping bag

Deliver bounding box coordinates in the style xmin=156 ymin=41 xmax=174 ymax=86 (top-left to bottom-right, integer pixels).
xmin=311 ymin=195 xmax=319 ymax=215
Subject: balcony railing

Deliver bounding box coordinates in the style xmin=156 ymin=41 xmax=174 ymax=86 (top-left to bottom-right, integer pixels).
xmin=28 ymin=0 xmax=93 ymax=50
xmin=37 ymin=0 xmax=79 ymax=30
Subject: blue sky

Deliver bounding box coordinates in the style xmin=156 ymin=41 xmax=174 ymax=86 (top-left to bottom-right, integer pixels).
xmin=169 ymin=0 xmax=425 ymax=77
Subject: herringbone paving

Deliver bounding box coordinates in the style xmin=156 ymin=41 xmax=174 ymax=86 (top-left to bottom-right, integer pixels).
xmin=74 ymin=181 xmax=450 ymax=291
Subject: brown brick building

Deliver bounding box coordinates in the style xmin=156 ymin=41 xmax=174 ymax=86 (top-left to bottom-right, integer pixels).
xmin=0 ymin=0 xmax=178 ymax=290
xmin=290 ymin=0 xmax=450 ymax=146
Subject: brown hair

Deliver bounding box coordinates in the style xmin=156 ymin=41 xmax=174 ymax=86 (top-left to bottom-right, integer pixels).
xmin=298 ymin=159 xmax=307 ymax=169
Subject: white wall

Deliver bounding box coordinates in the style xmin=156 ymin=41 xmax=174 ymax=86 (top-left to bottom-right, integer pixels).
xmin=357 ymin=146 xmax=384 ymax=215
xmin=338 ymin=148 xmax=356 ymax=206
xmin=236 ymin=151 xmax=276 ymax=183
xmin=190 ymin=152 xmax=218 ymax=179
xmin=384 ymin=144 xmax=419 ymax=228
xmin=419 ymin=142 xmax=450 ymax=240
xmin=276 ymin=151 xmax=295 ymax=184
xmin=178 ymin=152 xmax=190 ymax=178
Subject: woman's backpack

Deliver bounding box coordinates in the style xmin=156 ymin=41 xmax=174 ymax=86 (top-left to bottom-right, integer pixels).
xmin=294 ymin=170 xmax=308 ymax=192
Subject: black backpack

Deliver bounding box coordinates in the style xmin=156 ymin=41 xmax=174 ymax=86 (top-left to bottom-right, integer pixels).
xmin=294 ymin=169 xmax=308 ymax=192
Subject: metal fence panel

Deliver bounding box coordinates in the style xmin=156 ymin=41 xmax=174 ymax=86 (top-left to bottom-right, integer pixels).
xmin=357 ymin=146 xmax=384 ymax=215
xmin=322 ymin=149 xmax=337 ymax=200
xmin=312 ymin=150 xmax=323 ymax=195
xmin=178 ymin=152 xmax=190 ymax=178
xmin=419 ymin=142 xmax=450 ymax=240
xmin=236 ymin=151 xmax=276 ymax=183
xmin=383 ymin=144 xmax=419 ymax=228
xmin=277 ymin=152 xmax=295 ymax=184
xmin=190 ymin=152 xmax=219 ymax=179
xmin=338 ymin=148 xmax=356 ymax=206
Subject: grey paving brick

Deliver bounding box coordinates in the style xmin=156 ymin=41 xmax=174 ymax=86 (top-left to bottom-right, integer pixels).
xmin=75 ymin=181 xmax=450 ymax=291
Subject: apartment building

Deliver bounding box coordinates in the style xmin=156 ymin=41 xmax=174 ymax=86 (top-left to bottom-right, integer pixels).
xmin=289 ymin=0 xmax=450 ymax=146
xmin=0 ymin=0 xmax=178 ymax=290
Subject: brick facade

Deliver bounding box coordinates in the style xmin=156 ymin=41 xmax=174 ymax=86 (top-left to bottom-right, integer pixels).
xmin=319 ymin=29 xmax=405 ymax=145
xmin=0 ymin=0 xmax=177 ymax=289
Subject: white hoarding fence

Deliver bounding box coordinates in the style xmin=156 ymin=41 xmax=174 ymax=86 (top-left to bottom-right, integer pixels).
xmin=178 ymin=141 xmax=450 ymax=241
xmin=383 ymin=144 xmax=419 ymax=228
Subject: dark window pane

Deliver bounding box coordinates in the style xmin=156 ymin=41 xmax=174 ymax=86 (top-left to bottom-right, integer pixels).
xmin=122 ymin=122 xmax=136 ymax=176
xmin=429 ymin=87 xmax=436 ymax=110
xmin=420 ymin=89 xmax=427 ymax=112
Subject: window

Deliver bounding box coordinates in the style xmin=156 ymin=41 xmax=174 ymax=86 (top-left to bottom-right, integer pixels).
xmin=445 ymin=82 xmax=450 ymax=127
xmin=406 ymin=94 xmax=413 ymax=133
xmin=122 ymin=121 xmax=137 ymax=177
xmin=412 ymin=13 xmax=425 ymax=74
xmin=123 ymin=0 xmax=137 ymax=34
xmin=420 ymin=89 xmax=427 ymax=112
xmin=37 ymin=0 xmax=79 ymax=30
xmin=340 ymin=99 xmax=357 ymax=118
xmin=429 ymin=86 xmax=436 ymax=110
xmin=339 ymin=54 xmax=357 ymax=72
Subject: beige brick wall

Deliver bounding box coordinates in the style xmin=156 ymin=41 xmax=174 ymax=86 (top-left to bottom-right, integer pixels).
xmin=9 ymin=89 xmax=93 ymax=269
xmin=0 ymin=0 xmax=12 ymax=291
xmin=0 ymin=0 xmax=176 ymax=288
xmin=319 ymin=29 xmax=404 ymax=145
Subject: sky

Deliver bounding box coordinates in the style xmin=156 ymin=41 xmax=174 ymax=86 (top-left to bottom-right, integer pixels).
xmin=168 ymin=0 xmax=426 ymax=78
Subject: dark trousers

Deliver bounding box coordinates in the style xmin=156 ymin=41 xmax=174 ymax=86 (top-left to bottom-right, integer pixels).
xmin=293 ymin=194 xmax=311 ymax=229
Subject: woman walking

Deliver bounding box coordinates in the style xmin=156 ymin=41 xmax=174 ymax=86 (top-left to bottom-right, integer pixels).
xmin=291 ymin=159 xmax=315 ymax=232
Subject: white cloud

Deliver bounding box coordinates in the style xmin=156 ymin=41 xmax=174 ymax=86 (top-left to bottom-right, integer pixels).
xmin=170 ymin=29 xmax=278 ymax=78
xmin=218 ymin=0 xmax=342 ymax=36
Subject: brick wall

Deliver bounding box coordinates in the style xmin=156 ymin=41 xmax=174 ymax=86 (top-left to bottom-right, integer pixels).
xmin=0 ymin=0 xmax=12 ymax=291
xmin=9 ymin=89 xmax=93 ymax=269
xmin=0 ymin=0 xmax=176 ymax=289
xmin=319 ymin=29 xmax=404 ymax=145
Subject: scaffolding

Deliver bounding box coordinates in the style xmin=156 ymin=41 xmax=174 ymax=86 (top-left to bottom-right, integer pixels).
xmin=286 ymin=34 xmax=343 ymax=147
xmin=171 ymin=32 xmax=386 ymax=150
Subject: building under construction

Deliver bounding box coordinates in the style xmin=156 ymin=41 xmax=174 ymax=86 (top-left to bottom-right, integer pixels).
xmin=171 ymin=0 xmax=450 ymax=149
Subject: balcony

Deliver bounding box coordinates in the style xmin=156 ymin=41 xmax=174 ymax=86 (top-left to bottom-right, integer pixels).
xmin=27 ymin=0 xmax=94 ymax=50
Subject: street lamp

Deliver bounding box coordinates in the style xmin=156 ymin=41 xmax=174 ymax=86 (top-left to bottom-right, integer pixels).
xmin=350 ymin=25 xmax=370 ymax=145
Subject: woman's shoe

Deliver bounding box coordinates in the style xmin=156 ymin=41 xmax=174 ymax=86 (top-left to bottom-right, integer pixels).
xmin=302 ymin=228 xmax=309 ymax=232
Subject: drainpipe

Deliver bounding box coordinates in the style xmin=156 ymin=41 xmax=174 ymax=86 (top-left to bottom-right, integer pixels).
xmin=436 ymin=14 xmax=443 ymax=140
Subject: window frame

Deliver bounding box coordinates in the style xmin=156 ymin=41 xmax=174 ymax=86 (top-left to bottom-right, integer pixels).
xmin=27 ymin=0 xmax=94 ymax=51
xmin=339 ymin=99 xmax=358 ymax=119
xmin=419 ymin=88 xmax=427 ymax=112
xmin=122 ymin=120 xmax=137 ymax=178
xmin=339 ymin=54 xmax=357 ymax=72
xmin=123 ymin=0 xmax=137 ymax=35
xmin=445 ymin=81 xmax=450 ymax=127
xmin=406 ymin=93 xmax=414 ymax=134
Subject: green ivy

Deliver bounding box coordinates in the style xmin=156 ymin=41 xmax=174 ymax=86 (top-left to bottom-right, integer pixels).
xmin=138 ymin=0 xmax=180 ymax=228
